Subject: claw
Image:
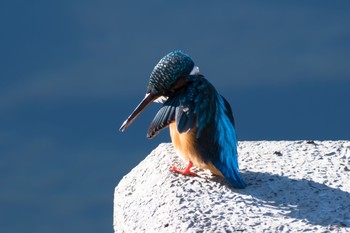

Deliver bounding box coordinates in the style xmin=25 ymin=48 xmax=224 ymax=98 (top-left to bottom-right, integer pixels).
xmin=170 ymin=161 xmax=197 ymax=176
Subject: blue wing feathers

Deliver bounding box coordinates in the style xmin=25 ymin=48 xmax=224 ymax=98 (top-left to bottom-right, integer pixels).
xmin=221 ymin=96 xmax=235 ymax=127
xmin=213 ymin=95 xmax=246 ymax=188
xmin=147 ymin=95 xmax=178 ymax=138
xmin=176 ymin=105 xmax=195 ymax=133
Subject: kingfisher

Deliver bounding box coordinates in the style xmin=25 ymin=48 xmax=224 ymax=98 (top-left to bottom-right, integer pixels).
xmin=119 ymin=51 xmax=246 ymax=189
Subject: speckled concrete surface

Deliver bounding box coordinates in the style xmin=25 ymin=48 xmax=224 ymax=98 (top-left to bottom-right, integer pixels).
xmin=114 ymin=141 xmax=350 ymax=233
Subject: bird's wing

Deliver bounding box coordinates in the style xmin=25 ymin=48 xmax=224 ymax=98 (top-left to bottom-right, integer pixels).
xmin=211 ymin=95 xmax=246 ymax=188
xmin=176 ymin=77 xmax=216 ymax=138
xmin=147 ymin=95 xmax=180 ymax=138
xmin=148 ymin=76 xmax=216 ymax=139
xmin=221 ymin=95 xmax=235 ymax=127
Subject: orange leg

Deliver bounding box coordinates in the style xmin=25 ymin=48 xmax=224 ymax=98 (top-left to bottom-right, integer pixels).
xmin=171 ymin=161 xmax=197 ymax=176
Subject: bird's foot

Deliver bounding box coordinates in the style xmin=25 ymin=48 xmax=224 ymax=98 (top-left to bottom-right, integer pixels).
xmin=170 ymin=161 xmax=197 ymax=176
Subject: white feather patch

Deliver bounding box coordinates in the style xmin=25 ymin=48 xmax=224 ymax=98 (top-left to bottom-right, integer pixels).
xmin=154 ymin=96 xmax=168 ymax=103
xmin=190 ymin=66 xmax=200 ymax=75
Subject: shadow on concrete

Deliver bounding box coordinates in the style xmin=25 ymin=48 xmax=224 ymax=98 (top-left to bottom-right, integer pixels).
xmin=227 ymin=171 xmax=350 ymax=228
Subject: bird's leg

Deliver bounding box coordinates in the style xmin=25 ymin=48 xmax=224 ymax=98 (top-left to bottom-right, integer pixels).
xmin=171 ymin=161 xmax=197 ymax=176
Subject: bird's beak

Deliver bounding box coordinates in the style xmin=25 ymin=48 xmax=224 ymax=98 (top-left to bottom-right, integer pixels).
xmin=119 ymin=93 xmax=157 ymax=132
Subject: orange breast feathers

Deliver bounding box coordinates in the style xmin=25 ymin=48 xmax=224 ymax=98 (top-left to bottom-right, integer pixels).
xmin=169 ymin=123 xmax=223 ymax=176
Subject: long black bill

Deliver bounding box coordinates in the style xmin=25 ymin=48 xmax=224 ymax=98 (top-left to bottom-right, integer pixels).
xmin=119 ymin=93 xmax=157 ymax=132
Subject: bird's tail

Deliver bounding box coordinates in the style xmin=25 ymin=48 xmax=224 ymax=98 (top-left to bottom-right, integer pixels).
xmin=214 ymin=161 xmax=246 ymax=189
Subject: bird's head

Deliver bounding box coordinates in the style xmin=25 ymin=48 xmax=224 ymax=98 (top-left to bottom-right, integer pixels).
xmin=147 ymin=50 xmax=195 ymax=96
xmin=119 ymin=50 xmax=199 ymax=132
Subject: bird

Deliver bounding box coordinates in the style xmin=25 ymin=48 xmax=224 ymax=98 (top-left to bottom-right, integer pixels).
xmin=119 ymin=50 xmax=246 ymax=189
